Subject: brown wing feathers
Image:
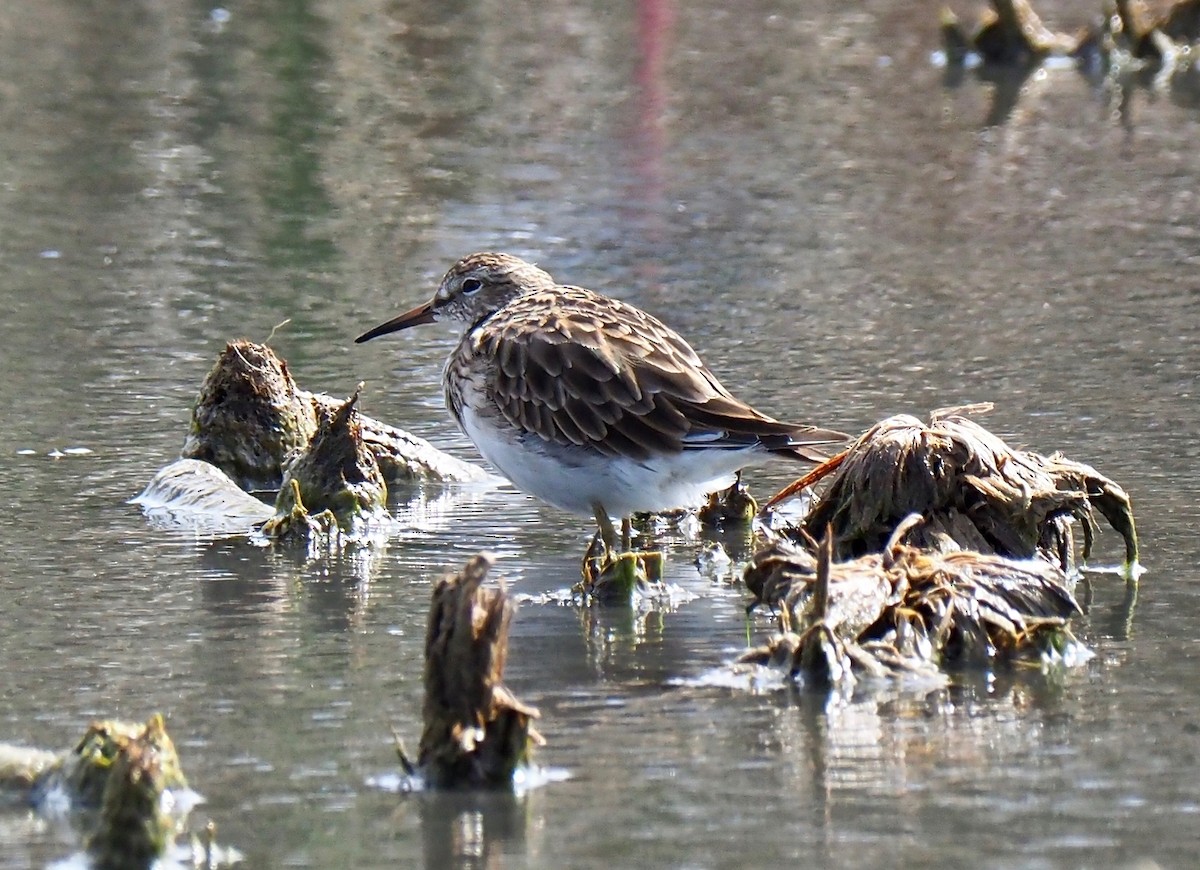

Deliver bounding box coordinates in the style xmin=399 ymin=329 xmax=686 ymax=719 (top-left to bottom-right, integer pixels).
xmin=481 ymin=288 xmax=841 ymax=459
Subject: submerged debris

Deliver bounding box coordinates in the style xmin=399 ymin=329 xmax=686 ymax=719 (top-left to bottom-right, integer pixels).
xmin=766 ymin=406 xmax=1138 ymax=575
xmin=407 ymin=554 xmax=543 ymax=789
xmin=577 ymin=547 xmax=666 ymax=605
xmin=739 ymin=517 xmax=1087 ymax=687
xmin=575 ymin=512 xmax=666 ymax=606
xmin=131 ymin=458 xmax=275 ymax=533
xmin=578 ymin=538 xmax=665 ymax=606
xmin=182 ymin=339 xmax=484 ymax=490
xmin=740 ymin=531 xmax=885 ymax=689
xmin=0 ymin=744 xmax=59 ymax=794
xmin=1 ymin=715 xmax=237 ymax=867
xmin=697 ymin=475 xmax=759 ymax=528
xmin=25 ymin=714 xmax=187 ymax=811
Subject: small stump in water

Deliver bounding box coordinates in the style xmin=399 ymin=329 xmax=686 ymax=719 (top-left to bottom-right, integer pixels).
xmin=765 ymin=406 xmax=1139 ymax=576
xmin=262 ymin=386 xmax=388 ymax=543
xmin=576 ymin=512 xmax=666 ymax=606
xmin=578 ymin=546 xmax=666 ymax=605
xmin=697 ymin=474 xmax=759 ymax=528
xmin=26 ymin=714 xmax=187 ymax=811
xmin=2 ymin=715 xmax=240 ymax=868
xmin=412 ymin=553 xmax=542 ymax=789
xmin=86 ymin=719 xmax=177 ymax=870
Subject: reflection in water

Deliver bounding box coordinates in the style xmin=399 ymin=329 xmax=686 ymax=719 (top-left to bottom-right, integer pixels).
xmin=1077 ymin=574 xmax=1141 ymax=642
xmin=388 ymin=482 xmax=505 ymax=538
xmin=768 ymin=670 xmax=1082 ymax=862
xmin=623 ymin=0 xmax=675 ymax=257
xmin=416 ymin=790 xmax=542 ymax=870
xmin=255 ymin=0 xmax=339 ymax=281
xmin=579 ymin=606 xmax=668 ymax=682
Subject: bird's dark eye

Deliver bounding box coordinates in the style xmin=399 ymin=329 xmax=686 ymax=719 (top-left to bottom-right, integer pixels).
xmin=461 ymin=277 xmax=483 ymax=294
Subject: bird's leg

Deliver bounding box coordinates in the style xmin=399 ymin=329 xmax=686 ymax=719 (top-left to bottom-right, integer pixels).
xmin=577 ymin=504 xmax=666 ymax=603
xmin=582 ymin=504 xmax=614 ymax=587
xmin=592 ymin=504 xmax=618 ymax=555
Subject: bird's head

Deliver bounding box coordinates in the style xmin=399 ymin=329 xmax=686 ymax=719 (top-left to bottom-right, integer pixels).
xmin=355 ymin=252 xmax=553 ymax=343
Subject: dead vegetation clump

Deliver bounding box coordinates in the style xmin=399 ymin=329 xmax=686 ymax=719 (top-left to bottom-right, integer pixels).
xmin=740 ymin=519 xmax=1085 ymax=687
xmin=766 ymin=406 xmax=1138 ymax=574
xmin=742 ymin=405 xmax=1140 ymax=688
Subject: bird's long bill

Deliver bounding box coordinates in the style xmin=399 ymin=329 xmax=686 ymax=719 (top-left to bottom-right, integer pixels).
xmin=354 ymin=300 xmax=435 ymax=343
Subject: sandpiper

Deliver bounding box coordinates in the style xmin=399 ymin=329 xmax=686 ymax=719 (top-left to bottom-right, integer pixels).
xmin=356 ymin=252 xmax=845 ymax=536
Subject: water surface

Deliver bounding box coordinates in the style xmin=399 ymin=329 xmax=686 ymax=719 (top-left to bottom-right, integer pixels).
xmin=1 ymin=0 xmax=1198 ymax=866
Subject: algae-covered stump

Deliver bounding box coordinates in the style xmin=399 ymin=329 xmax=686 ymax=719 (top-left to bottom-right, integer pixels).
xmin=1 ymin=715 xmax=198 ymax=868
xmin=86 ymin=719 xmax=178 ymax=870
xmin=182 ymin=340 xmax=318 ymax=491
xmin=23 ymin=713 xmax=187 ymax=811
xmin=262 ymin=386 xmax=389 ymax=542
xmin=1 ymin=715 xmax=241 ymax=867
xmin=415 ymin=553 xmax=542 ymax=789
xmin=576 ymin=511 xmax=666 ymax=606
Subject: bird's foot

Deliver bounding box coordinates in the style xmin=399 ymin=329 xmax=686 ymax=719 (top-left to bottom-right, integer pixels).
xmin=579 ymin=510 xmax=664 ymax=604
xmin=697 ymin=472 xmax=759 ymax=528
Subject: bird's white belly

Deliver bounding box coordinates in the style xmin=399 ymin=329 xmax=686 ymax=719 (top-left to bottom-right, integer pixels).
xmin=459 ymin=408 xmax=756 ymax=518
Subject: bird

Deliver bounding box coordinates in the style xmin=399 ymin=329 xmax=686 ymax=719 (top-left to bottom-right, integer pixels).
xmin=355 ymin=252 xmax=846 ymax=547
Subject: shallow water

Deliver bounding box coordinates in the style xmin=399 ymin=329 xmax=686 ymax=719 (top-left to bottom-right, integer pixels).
xmin=1 ymin=0 xmax=1198 ymax=866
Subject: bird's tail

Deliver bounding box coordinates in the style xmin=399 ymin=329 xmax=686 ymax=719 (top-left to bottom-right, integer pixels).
xmin=765 ymin=424 xmax=850 ymax=464
xmin=680 ymin=399 xmax=849 ymax=463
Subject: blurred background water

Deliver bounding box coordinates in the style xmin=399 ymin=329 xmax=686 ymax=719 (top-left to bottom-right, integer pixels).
xmin=0 ymin=0 xmax=1198 ymax=866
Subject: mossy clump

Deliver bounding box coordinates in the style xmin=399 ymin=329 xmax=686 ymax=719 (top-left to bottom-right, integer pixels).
xmin=263 ymin=387 xmax=388 ymax=541
xmin=29 ymin=714 xmax=186 ymax=811
xmin=86 ymin=716 xmax=180 ymax=870
xmin=183 ymin=340 xmax=317 ymax=491
xmin=181 ymin=339 xmax=486 ymax=491
xmin=575 ymin=512 xmax=665 ymax=606
xmin=697 ymin=475 xmax=759 ymax=528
